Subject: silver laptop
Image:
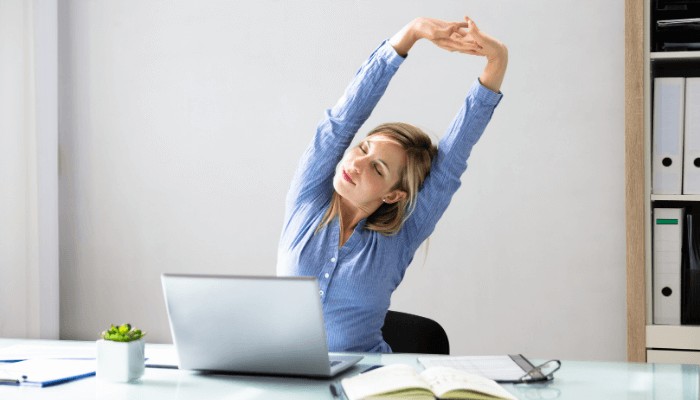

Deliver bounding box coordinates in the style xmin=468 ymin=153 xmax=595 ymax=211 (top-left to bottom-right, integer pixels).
xmin=161 ymin=273 xmax=363 ymax=378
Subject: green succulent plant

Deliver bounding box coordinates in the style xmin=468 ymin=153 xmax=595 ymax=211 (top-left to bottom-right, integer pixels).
xmin=100 ymin=323 xmax=145 ymax=342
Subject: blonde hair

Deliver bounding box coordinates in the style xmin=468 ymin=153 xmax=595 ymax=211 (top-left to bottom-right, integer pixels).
xmin=319 ymin=122 xmax=438 ymax=236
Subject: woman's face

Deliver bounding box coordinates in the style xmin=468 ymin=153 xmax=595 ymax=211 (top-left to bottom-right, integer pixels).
xmin=333 ymin=135 xmax=407 ymax=212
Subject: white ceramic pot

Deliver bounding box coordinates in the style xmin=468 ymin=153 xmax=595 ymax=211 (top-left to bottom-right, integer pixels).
xmin=96 ymin=339 xmax=145 ymax=382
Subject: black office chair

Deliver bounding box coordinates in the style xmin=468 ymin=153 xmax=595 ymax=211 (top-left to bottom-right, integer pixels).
xmin=381 ymin=310 xmax=450 ymax=354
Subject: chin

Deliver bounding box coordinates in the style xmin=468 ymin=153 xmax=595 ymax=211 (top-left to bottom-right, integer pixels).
xmin=333 ymin=176 xmax=358 ymax=205
xmin=332 ymin=175 xmax=346 ymax=196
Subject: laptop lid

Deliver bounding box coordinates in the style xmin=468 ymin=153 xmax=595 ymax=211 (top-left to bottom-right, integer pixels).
xmin=161 ymin=273 xmax=361 ymax=378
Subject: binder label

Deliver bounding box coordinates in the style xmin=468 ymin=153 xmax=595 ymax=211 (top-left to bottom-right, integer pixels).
xmin=656 ymin=219 xmax=679 ymax=225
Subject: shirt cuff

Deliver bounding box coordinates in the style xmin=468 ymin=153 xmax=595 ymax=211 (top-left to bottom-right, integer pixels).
xmin=377 ymin=39 xmax=406 ymax=68
xmin=473 ymin=78 xmax=504 ymax=107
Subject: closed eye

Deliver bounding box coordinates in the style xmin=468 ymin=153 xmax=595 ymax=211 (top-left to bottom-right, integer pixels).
xmin=361 ymin=140 xmax=389 ymax=177
xmin=373 ymin=162 xmax=383 ymax=176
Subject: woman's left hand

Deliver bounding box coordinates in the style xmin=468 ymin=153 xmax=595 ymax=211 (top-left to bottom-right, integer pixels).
xmin=450 ymin=17 xmax=508 ymax=63
xmin=443 ymin=17 xmax=508 ymax=93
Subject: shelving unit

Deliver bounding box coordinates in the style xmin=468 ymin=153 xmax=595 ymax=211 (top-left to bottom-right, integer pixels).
xmin=627 ymin=0 xmax=700 ymax=363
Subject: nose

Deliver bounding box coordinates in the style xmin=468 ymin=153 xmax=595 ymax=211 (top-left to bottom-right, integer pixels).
xmin=349 ymin=154 xmax=367 ymax=173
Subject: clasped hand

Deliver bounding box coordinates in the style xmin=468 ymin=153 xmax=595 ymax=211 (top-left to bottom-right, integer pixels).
xmin=389 ymin=16 xmax=508 ymax=92
xmin=391 ymin=16 xmax=507 ymax=62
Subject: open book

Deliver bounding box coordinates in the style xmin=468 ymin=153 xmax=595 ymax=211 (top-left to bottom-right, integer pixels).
xmin=340 ymin=364 xmax=516 ymax=400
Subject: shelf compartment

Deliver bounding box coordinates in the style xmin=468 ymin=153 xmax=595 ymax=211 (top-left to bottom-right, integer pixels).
xmin=652 ymin=195 xmax=700 ymax=201
xmin=648 ymin=349 xmax=700 ymax=364
xmin=647 ymin=325 xmax=700 ymax=350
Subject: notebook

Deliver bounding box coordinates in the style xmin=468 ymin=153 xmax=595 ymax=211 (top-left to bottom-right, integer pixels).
xmin=161 ymin=274 xmax=363 ymax=378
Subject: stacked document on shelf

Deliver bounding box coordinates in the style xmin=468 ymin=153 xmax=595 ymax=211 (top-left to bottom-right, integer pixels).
xmin=652 ymin=208 xmax=700 ymax=325
xmin=653 ymin=77 xmax=685 ymax=195
xmin=685 ymin=79 xmax=700 ymax=194
xmin=653 ymin=208 xmax=684 ymax=325
xmin=0 ymin=359 xmax=95 ymax=387
xmin=683 ymin=210 xmax=700 ymax=324
xmin=662 ymin=43 xmax=700 ymax=50
xmin=652 ymin=78 xmax=700 ymax=194
xmin=657 ymin=18 xmax=700 ymax=28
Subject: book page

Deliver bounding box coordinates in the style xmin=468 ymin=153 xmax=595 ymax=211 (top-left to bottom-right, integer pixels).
xmin=341 ymin=364 xmax=433 ymax=400
xmin=420 ymin=367 xmax=516 ymax=400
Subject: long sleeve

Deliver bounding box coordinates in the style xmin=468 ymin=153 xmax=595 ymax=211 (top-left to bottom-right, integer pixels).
xmin=400 ymin=79 xmax=503 ymax=250
xmin=283 ymin=41 xmax=405 ymax=221
xmin=277 ymin=44 xmax=503 ymax=353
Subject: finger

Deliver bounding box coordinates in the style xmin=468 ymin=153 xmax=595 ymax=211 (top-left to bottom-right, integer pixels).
xmin=434 ymin=39 xmax=483 ymax=54
xmin=464 ymin=16 xmax=480 ymax=34
xmin=437 ymin=22 xmax=469 ymax=39
xmin=450 ymin=35 xmax=481 ymax=46
xmin=438 ymin=34 xmax=478 ymax=47
xmin=449 ymin=31 xmax=468 ymax=41
xmin=460 ymin=43 xmax=484 ymax=53
xmin=447 ymin=33 xmax=480 ymax=48
xmin=451 ymin=32 xmax=480 ymax=44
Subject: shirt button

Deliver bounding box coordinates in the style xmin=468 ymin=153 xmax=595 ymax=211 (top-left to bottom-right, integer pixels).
xmin=330 ymin=257 xmax=336 ymax=263
xmin=324 ymin=273 xmax=330 ymax=279
xmin=319 ymin=290 xmax=324 ymax=296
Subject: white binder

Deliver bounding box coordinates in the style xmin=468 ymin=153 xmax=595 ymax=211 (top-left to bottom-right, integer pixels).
xmin=684 ymin=78 xmax=700 ymax=194
xmin=653 ymin=208 xmax=683 ymax=325
xmin=653 ymin=78 xmax=685 ymax=195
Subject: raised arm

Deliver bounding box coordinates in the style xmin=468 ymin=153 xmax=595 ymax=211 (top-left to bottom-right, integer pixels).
xmin=397 ymin=17 xmax=508 ymax=248
xmin=283 ymin=39 xmax=405 ymax=217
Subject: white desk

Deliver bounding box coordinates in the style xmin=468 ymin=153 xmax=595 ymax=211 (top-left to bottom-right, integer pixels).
xmin=1 ymin=338 xmax=698 ymax=399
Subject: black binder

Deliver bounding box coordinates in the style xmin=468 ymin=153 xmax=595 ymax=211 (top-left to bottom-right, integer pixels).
xmin=683 ymin=212 xmax=700 ymax=324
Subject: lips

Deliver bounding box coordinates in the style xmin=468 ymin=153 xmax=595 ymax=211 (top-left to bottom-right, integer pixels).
xmin=342 ymin=169 xmax=355 ymax=185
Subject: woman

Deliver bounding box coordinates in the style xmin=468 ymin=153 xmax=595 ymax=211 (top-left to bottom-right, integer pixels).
xmin=277 ymin=16 xmax=507 ymax=352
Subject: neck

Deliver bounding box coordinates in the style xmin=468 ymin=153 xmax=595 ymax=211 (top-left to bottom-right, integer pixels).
xmin=338 ymin=203 xmax=368 ymax=234
xmin=337 ymin=195 xmax=379 ymax=234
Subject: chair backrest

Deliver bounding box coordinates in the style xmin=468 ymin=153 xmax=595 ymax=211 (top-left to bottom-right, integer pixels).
xmin=381 ymin=310 xmax=449 ymax=354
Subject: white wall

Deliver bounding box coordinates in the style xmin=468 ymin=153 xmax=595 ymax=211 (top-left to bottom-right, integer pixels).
xmin=58 ymin=0 xmax=625 ymax=361
xmin=1 ymin=0 xmax=59 ymax=339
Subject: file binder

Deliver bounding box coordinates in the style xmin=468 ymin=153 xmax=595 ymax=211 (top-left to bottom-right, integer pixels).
xmin=683 ymin=211 xmax=700 ymax=324
xmin=654 ymin=208 xmax=683 ymax=325
xmin=684 ymin=78 xmax=700 ymax=194
xmin=653 ymin=78 xmax=685 ymax=195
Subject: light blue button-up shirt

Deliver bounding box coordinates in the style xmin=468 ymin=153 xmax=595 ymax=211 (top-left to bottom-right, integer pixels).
xmin=277 ymin=40 xmax=503 ymax=352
